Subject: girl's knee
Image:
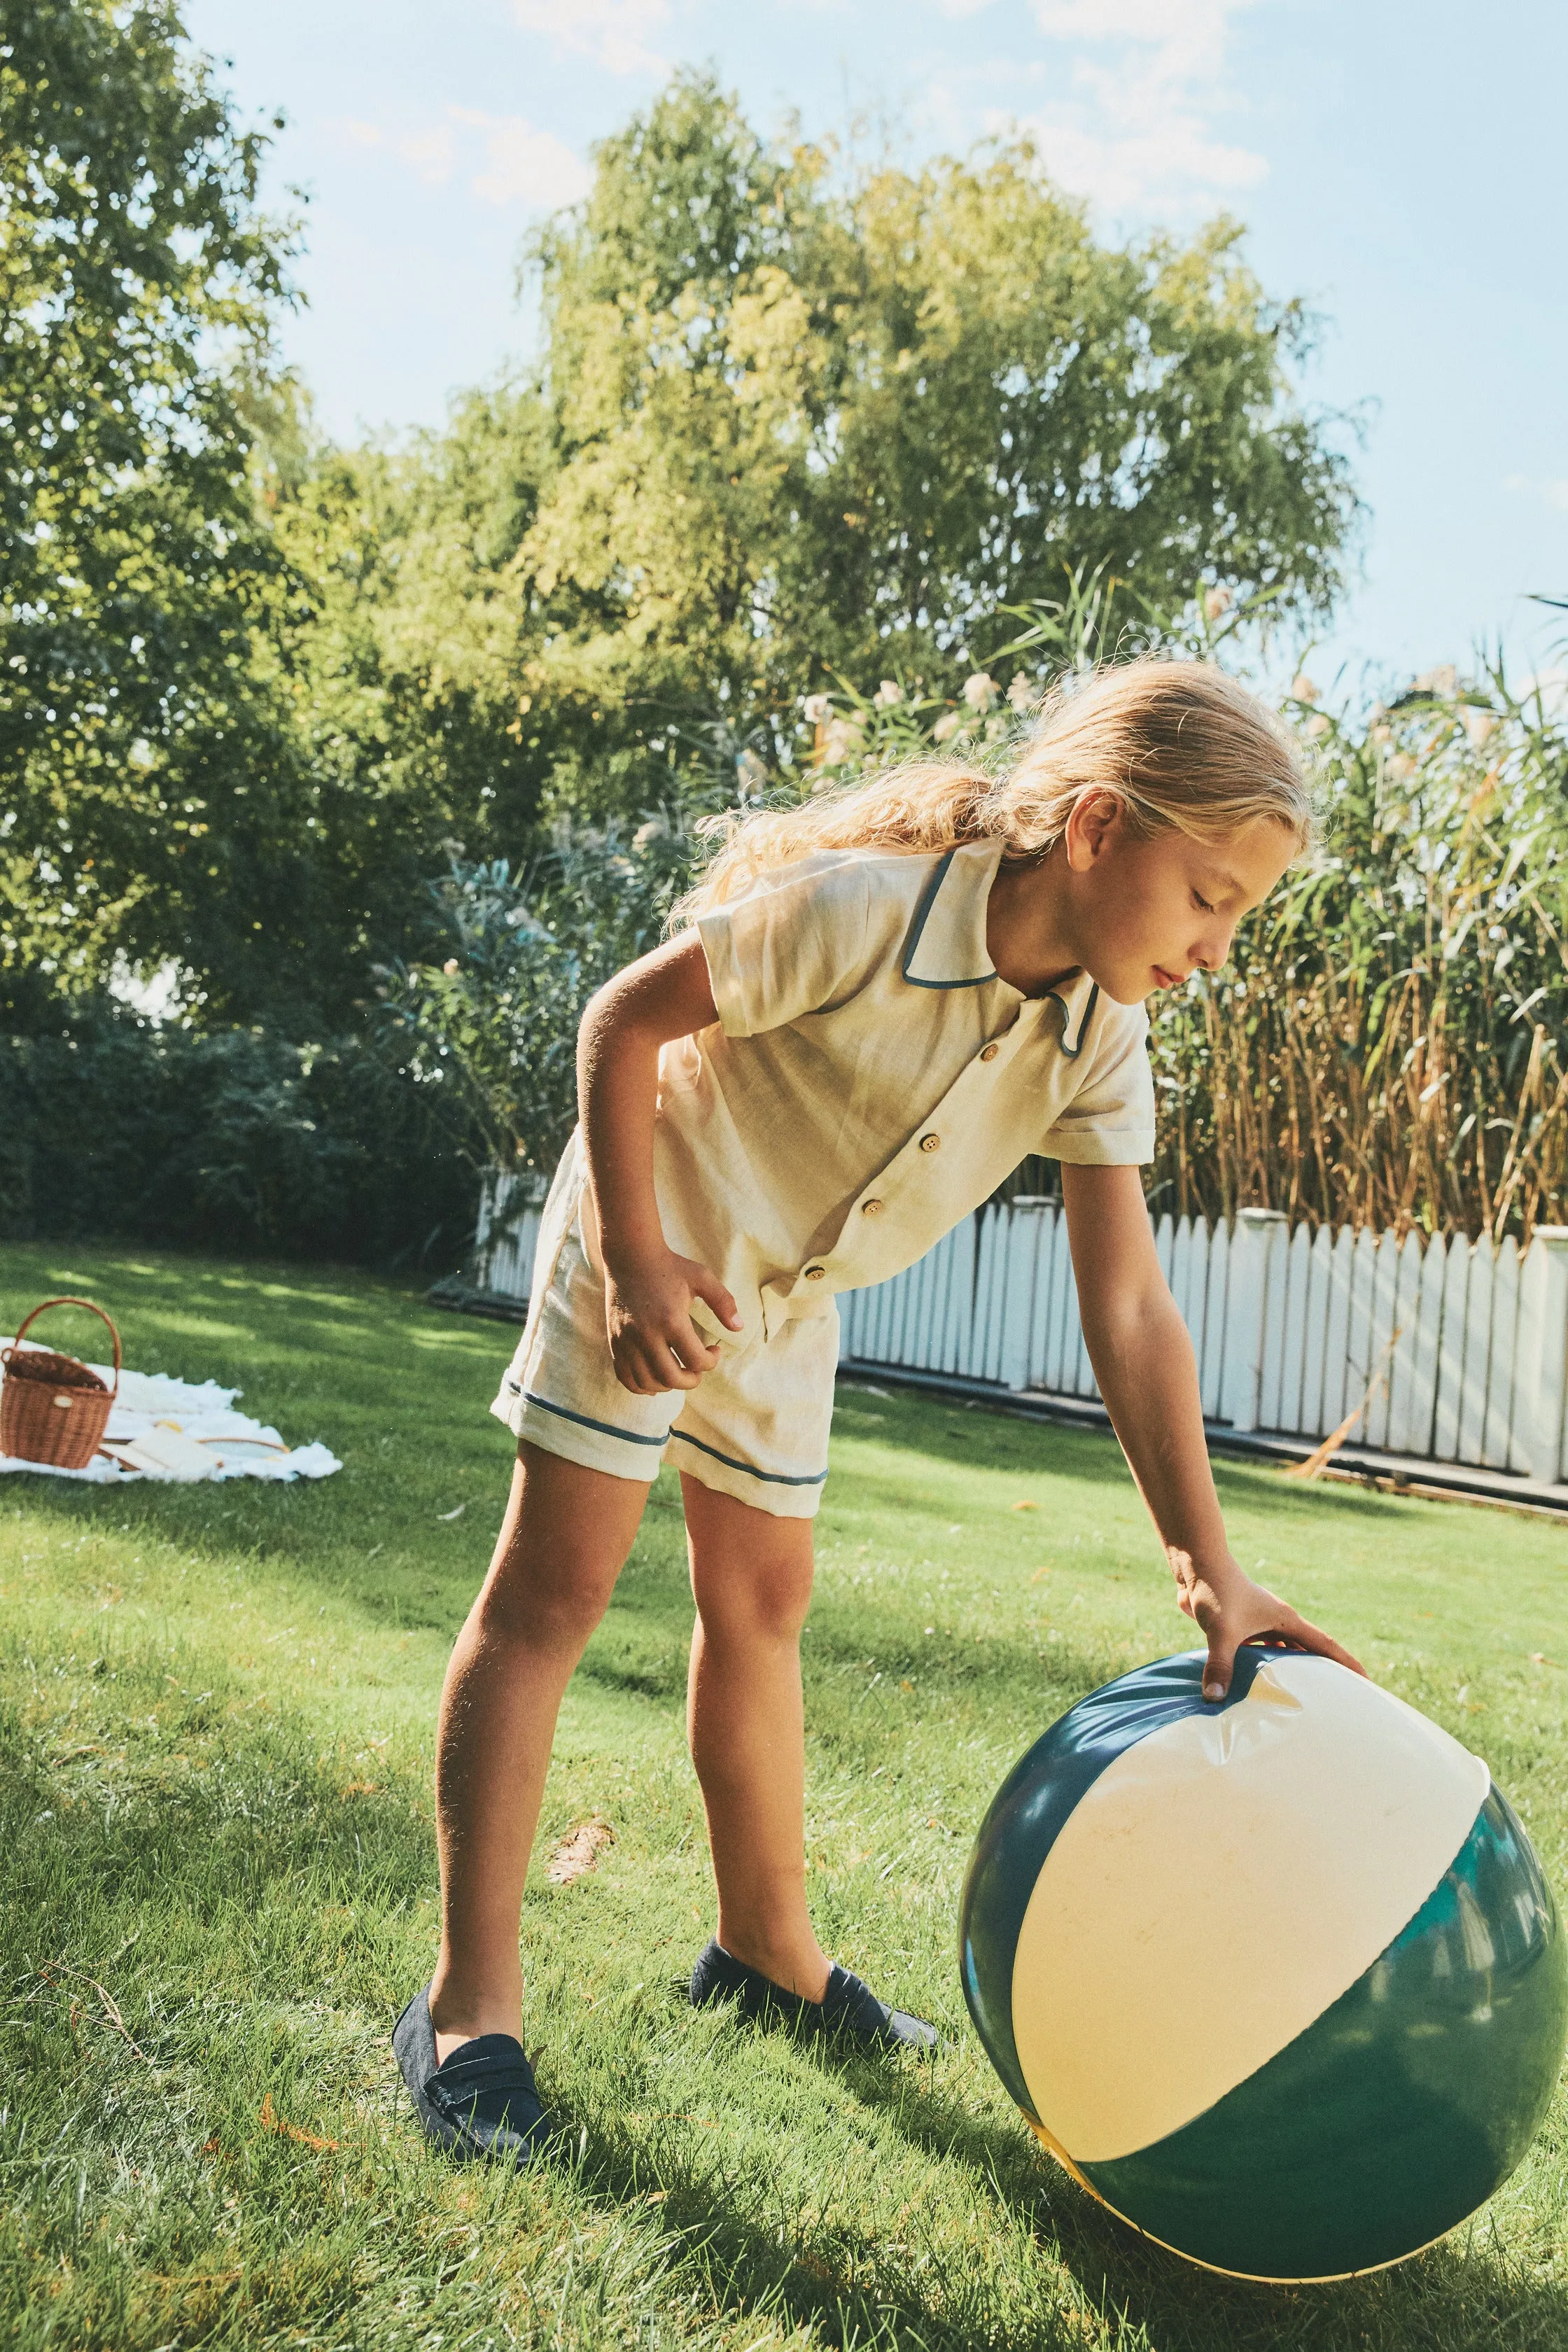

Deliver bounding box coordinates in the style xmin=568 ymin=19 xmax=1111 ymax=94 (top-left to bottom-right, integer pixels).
xmin=476 ymin=1532 xmax=622 ymax=1655
xmin=470 ymin=1449 xmax=648 ymax=1655
xmin=690 ymin=1525 xmax=815 ymax=1644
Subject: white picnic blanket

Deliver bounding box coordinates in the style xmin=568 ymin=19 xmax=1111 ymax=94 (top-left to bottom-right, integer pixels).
xmin=0 ymin=1345 xmax=342 ymax=1483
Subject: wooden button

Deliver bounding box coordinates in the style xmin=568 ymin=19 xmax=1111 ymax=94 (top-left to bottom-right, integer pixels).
xmin=861 ymin=1198 xmax=884 ymax=1216
xmin=980 ymin=1042 xmax=1000 ymax=1062
xmin=804 ymin=1264 xmax=827 ymax=1280
xmin=919 ymin=1133 xmax=941 ymax=1154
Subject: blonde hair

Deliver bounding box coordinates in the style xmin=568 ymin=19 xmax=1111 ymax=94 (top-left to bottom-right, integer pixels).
xmin=676 ymin=657 xmax=1314 ymax=920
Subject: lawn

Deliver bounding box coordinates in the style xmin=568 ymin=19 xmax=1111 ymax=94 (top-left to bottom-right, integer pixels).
xmin=4 ymin=1239 xmax=1568 ymax=2352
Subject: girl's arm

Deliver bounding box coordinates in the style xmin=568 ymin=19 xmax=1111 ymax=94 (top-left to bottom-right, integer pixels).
xmin=1062 ymin=1161 xmax=1364 ymax=1700
xmin=578 ymin=932 xmax=744 ymax=1396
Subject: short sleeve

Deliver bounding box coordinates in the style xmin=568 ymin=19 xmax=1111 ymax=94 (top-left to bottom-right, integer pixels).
xmin=694 ymin=856 xmax=875 ymax=1038
xmin=1041 ymin=1003 xmax=1156 ymax=1166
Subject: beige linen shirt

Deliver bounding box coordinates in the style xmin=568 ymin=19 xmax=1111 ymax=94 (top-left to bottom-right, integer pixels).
xmin=644 ymin=839 xmax=1154 ymax=1348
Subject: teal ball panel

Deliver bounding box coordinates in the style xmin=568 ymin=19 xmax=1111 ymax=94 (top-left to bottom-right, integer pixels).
xmin=1079 ymin=1786 xmax=1568 ymax=2280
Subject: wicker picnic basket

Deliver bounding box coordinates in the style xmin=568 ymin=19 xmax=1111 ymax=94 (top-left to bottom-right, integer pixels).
xmin=0 ymin=1297 xmax=121 ymax=1470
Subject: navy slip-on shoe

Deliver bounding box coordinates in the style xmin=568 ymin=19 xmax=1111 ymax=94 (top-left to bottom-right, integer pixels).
xmin=689 ymin=1939 xmax=939 ymax=2054
xmin=393 ymin=1985 xmax=550 ymax=2164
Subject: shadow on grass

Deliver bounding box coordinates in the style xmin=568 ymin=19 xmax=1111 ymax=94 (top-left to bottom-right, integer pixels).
xmin=532 ymin=2038 xmax=1568 ymax=2352
xmin=3 ymin=1452 xmax=1135 ymax=1736
xmin=9 ymin=1627 xmax=1564 ymax=2352
xmin=775 ymin=2039 xmax=1568 ymax=2352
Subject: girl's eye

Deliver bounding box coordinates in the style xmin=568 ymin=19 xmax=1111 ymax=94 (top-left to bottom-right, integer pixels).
xmin=1191 ymin=890 xmax=1216 ymax=914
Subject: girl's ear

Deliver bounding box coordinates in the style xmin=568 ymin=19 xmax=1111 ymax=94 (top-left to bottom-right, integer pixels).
xmin=1063 ymin=790 xmax=1124 ymax=874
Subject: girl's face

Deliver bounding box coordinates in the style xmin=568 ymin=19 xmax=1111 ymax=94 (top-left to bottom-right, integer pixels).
xmin=1067 ymin=801 xmax=1296 ymax=1006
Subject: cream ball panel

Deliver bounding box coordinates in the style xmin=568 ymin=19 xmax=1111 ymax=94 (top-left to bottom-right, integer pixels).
xmin=1009 ymin=1656 xmax=1492 ymax=2166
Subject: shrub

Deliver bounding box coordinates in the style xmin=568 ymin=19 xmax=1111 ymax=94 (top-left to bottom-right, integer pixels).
xmin=0 ymin=1008 xmax=479 ymax=1267
xmin=384 ymin=815 xmax=699 ymax=1175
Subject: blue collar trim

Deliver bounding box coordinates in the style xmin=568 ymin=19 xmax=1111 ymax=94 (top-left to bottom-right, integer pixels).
xmin=900 ymin=848 xmax=999 ymax=990
xmin=902 ymin=846 xmax=1100 ymax=1053
xmin=1044 ymin=981 xmax=1099 ymax=1057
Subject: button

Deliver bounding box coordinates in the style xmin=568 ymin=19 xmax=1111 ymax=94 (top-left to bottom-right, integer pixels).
xmin=919 ymin=1133 xmax=941 ymax=1154
xmin=804 ymin=1264 xmax=827 ymax=1280
xmin=980 ymin=1042 xmax=1000 ymax=1062
xmin=861 ymin=1198 xmax=884 ymax=1216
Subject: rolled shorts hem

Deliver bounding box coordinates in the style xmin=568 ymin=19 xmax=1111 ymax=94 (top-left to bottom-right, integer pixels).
xmin=490 ymin=1384 xmax=829 ymax=1520
xmin=666 ymin=1427 xmax=828 ymax=1520
xmin=491 ymin=1382 xmax=669 ymax=1483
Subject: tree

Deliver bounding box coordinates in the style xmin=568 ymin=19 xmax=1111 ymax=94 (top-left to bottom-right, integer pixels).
xmin=253 ymin=384 xmax=558 ymax=1017
xmin=1 ymin=39 xmax=1364 ymax=1033
xmin=0 ymin=0 xmax=311 ymax=1020
xmin=510 ymin=73 xmax=1361 ymax=752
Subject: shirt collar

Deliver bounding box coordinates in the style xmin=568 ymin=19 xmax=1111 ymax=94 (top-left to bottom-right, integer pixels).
xmin=900 ymin=841 xmax=1100 ymax=1054
xmin=901 ymin=842 xmax=1005 ymax=990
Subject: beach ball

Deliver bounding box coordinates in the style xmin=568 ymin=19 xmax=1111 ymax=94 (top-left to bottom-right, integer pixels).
xmin=960 ymin=1648 xmax=1568 ymax=2282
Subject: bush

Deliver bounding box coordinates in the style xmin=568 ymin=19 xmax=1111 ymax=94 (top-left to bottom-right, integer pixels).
xmin=0 ymin=1007 xmax=480 ymax=1268
xmin=384 ymin=816 xmax=700 ymax=1175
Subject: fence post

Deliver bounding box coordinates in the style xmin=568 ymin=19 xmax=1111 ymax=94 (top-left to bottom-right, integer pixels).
xmin=1525 ymin=1227 xmax=1568 ymax=1484
xmin=473 ymin=1168 xmax=503 ymax=1292
xmin=1000 ymin=1199 xmax=1047 ymax=1390
xmin=1219 ymin=1209 xmax=1288 ymax=1432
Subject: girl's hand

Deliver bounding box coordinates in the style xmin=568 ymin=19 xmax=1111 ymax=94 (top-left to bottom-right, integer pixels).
xmin=1168 ymin=1548 xmax=1366 ymax=1702
xmin=602 ymin=1245 xmax=742 ymax=1396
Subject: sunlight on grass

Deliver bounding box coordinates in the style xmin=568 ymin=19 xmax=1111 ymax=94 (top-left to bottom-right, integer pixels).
xmin=3 ymin=1242 xmax=1567 ymax=2349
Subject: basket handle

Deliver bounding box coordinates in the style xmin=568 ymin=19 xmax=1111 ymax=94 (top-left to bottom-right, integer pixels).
xmin=6 ymin=1297 xmax=122 ymax=1398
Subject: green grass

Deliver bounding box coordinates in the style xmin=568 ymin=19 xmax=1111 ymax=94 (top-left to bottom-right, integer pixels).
xmin=3 ymin=1239 xmax=1568 ymax=2352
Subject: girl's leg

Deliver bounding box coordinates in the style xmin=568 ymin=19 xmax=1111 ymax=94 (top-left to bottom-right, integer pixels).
xmin=427 ymin=1442 xmax=651 ymax=2060
xmin=680 ymin=1473 xmax=830 ymax=1999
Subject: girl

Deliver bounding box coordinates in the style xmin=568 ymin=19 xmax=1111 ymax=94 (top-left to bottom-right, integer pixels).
xmin=394 ymin=658 xmax=1362 ymax=2161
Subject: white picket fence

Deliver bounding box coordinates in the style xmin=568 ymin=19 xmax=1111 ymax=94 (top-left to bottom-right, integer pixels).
xmin=842 ymin=1200 xmax=1568 ymax=1487
xmin=470 ymin=1171 xmax=1568 ymax=1488
xmin=473 ymin=1170 xmax=547 ymax=1303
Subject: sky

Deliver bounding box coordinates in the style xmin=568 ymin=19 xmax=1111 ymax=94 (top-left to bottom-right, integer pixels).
xmin=181 ymin=0 xmax=1568 ymax=701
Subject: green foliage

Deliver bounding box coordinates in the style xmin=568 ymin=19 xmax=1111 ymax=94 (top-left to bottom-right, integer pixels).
xmin=0 ymin=1005 xmax=478 ymax=1263
xmin=252 ymin=384 xmax=563 ymax=1002
xmin=1 ymin=34 xmax=1362 ymax=1054
xmin=515 ymin=71 xmax=1359 ymax=739
xmin=1153 ymin=659 xmax=1568 ymax=1238
xmin=0 ymin=0 xmax=317 ymax=1018
xmin=387 ymin=815 xmax=700 ymax=1172
xmin=1 ymin=1242 xmax=1567 ymax=2348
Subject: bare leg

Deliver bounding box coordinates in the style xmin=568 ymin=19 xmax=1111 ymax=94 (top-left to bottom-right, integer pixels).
xmin=680 ymin=1474 xmax=830 ymax=2001
xmin=427 ymin=1443 xmax=651 ymax=2060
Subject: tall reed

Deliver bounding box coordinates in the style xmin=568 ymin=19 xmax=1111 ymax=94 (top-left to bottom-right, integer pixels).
xmin=1152 ymin=665 xmax=1568 ymax=1240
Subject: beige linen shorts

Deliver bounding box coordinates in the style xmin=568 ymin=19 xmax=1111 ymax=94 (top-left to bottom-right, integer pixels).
xmin=489 ymin=1153 xmax=839 ymax=1522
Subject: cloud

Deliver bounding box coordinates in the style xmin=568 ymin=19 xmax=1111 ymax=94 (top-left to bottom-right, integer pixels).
xmin=1504 ymin=473 xmax=1568 ymax=515
xmin=986 ymin=0 xmax=1266 ymax=220
xmin=344 ymin=117 xmax=455 ymax=187
xmin=1030 ymin=0 xmax=1243 ymax=79
xmin=510 ymin=0 xmax=671 ymax=78
xmin=451 ymin=111 xmax=594 ymax=209
xmin=343 ymin=110 xmax=590 ymax=211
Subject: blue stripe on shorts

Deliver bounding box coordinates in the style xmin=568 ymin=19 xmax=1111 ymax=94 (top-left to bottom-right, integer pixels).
xmin=522 ymin=1390 xmax=672 ymax=1447
xmin=668 ymin=1429 xmax=829 ymax=1488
